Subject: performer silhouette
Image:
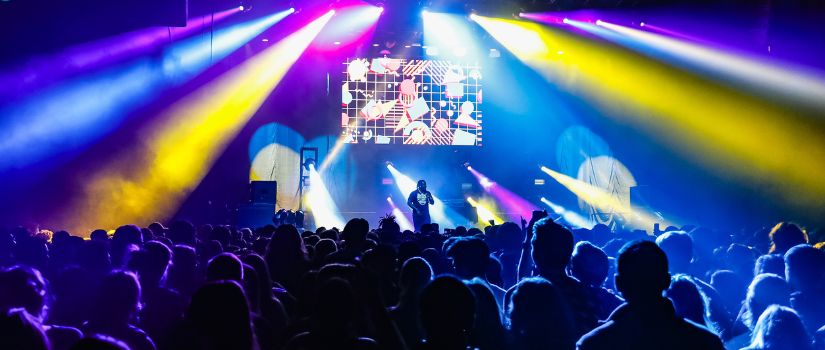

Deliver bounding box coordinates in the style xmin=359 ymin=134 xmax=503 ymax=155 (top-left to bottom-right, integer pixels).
xmin=407 ymin=179 xmax=434 ymax=232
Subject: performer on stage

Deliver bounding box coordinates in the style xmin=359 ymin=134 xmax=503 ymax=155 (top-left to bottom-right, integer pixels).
xmin=407 ymin=179 xmax=434 ymax=231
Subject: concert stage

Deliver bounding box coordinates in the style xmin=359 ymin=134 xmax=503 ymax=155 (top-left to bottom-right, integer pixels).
xmin=2 ymin=0 xmax=825 ymax=234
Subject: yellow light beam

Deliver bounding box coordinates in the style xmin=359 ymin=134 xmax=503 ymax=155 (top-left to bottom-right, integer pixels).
xmin=473 ymin=16 xmax=825 ymax=213
xmin=541 ymin=166 xmax=667 ymax=230
xmin=61 ymin=11 xmax=335 ymax=234
xmin=467 ymin=197 xmax=504 ymax=226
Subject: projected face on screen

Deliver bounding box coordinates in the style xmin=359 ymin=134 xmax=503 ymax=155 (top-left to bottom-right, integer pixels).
xmin=341 ymin=58 xmax=482 ymax=146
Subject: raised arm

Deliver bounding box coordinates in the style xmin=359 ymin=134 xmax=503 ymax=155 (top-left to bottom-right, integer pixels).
xmin=517 ymin=210 xmax=548 ymax=280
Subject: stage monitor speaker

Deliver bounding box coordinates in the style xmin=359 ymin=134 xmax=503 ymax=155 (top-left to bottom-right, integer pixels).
xmin=250 ymin=181 xmax=277 ymax=204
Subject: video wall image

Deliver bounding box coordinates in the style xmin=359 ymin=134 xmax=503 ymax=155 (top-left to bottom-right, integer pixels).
xmin=341 ymin=58 xmax=482 ymax=146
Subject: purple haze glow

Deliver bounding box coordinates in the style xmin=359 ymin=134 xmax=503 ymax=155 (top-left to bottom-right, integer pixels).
xmin=468 ymin=167 xmax=537 ymax=222
xmin=0 ymin=7 xmax=240 ymax=100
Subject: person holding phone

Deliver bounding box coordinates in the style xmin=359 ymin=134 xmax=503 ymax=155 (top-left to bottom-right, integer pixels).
xmin=407 ymin=179 xmax=434 ymax=232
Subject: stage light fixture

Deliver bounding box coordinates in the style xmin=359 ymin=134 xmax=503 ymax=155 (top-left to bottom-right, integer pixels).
xmin=423 ymin=11 xmax=481 ymax=60
xmin=540 ymin=196 xmax=592 ymax=228
xmin=307 ymin=164 xmax=346 ymax=229
xmin=386 ymin=196 xmax=414 ymax=231
xmin=466 ymin=197 xmax=503 ymax=225
xmin=640 ymin=22 xmax=645 ymax=27
xmin=467 ymin=166 xmax=536 ymax=221
xmin=302 ymin=157 xmax=316 ymax=170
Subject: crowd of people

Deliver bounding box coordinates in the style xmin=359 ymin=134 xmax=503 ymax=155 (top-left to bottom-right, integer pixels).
xmin=1 ymin=211 xmax=824 ymax=350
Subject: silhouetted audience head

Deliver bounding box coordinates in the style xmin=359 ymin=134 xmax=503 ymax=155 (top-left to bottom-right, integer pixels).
xmin=445 ymin=236 xmax=490 ymax=279
xmin=186 ymin=280 xmax=256 ymax=350
xmin=313 ymin=238 xmax=337 ymax=263
xmin=665 ymin=274 xmax=706 ymax=326
xmin=745 ymin=305 xmax=813 ymax=350
xmin=399 ymin=257 xmax=433 ymax=297
xmin=615 ymin=240 xmax=671 ymax=303
xmin=313 ymin=277 xmax=358 ymax=336
xmin=168 ymin=220 xmax=196 ymax=246
xmin=209 ymin=226 xmax=232 ymax=250
xmin=206 ymin=252 xmax=243 ymax=282
xmin=710 ymin=269 xmax=748 ymax=316
xmin=421 ymin=248 xmax=449 ymax=275
xmin=509 ymin=277 xmax=576 ymax=350
xmin=267 ymin=224 xmax=309 ymax=262
xmin=742 ymin=273 xmax=790 ymax=330
xmin=769 ymin=222 xmax=808 ymax=255
xmin=342 ymin=218 xmax=370 ymax=246
xmin=497 ymin=222 xmax=524 ymax=252
xmin=726 ymin=243 xmax=757 ymax=276
xmin=755 ymin=253 xmax=785 ymax=276
xmin=0 ymin=308 xmax=49 ymax=350
xmin=113 ymin=225 xmax=143 ymax=247
xmin=783 ymin=244 xmax=825 ymax=293
xmin=656 ymin=231 xmax=693 ymax=274
xmin=127 ymin=240 xmax=171 ymax=289
xmin=91 ymin=271 xmax=141 ymax=325
xmin=465 ymin=278 xmax=506 ymax=350
xmin=419 ymin=275 xmax=475 ymax=349
xmin=570 ymin=241 xmax=610 ymax=287
xmin=0 ymin=266 xmax=47 ymax=319
xmin=531 ymin=217 xmax=574 ymax=274
xmin=90 ymin=229 xmax=109 ymax=241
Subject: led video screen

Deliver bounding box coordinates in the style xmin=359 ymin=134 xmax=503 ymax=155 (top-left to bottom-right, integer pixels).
xmin=341 ymin=58 xmax=482 ymax=146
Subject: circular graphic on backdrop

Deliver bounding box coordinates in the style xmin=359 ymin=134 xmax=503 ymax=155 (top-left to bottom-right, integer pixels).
xmin=576 ymin=156 xmax=637 ymax=228
xmin=248 ymin=123 xmax=304 ymax=163
xmin=461 ymin=101 xmax=474 ymax=114
xmin=347 ymin=59 xmax=369 ymax=81
xmin=555 ymin=125 xmax=612 ymax=178
xmin=250 ymin=143 xmax=301 ymax=210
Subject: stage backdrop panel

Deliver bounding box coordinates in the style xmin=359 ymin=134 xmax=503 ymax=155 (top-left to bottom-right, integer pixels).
xmin=341 ymin=58 xmax=483 ymax=146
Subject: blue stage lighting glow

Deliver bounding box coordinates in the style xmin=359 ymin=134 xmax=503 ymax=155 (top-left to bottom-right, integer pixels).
xmin=0 ymin=8 xmax=294 ymax=172
xmin=386 ymin=164 xmax=468 ymax=229
xmin=307 ymin=164 xmax=346 ymax=229
xmin=540 ymin=197 xmax=592 ymax=228
xmin=422 ymin=11 xmax=481 ymax=59
xmin=387 ymin=196 xmax=414 ymax=231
